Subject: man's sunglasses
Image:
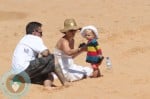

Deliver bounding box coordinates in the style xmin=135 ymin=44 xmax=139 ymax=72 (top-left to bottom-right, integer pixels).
xmin=35 ymin=30 xmax=42 ymax=36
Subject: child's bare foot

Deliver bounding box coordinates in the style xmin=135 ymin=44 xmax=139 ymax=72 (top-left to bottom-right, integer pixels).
xmin=91 ymin=69 xmax=103 ymax=78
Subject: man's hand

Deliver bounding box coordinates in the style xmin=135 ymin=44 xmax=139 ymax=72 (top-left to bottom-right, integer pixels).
xmin=41 ymin=49 xmax=50 ymax=57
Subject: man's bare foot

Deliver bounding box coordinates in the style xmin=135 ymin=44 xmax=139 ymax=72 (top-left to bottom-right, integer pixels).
xmin=44 ymin=79 xmax=53 ymax=86
xmin=43 ymin=86 xmax=57 ymax=91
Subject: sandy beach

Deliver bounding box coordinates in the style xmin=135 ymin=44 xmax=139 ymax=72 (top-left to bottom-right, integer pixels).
xmin=0 ymin=0 xmax=150 ymax=99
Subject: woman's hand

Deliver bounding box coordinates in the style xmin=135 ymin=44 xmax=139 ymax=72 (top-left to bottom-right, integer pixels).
xmin=78 ymin=42 xmax=86 ymax=48
xmin=80 ymin=45 xmax=87 ymax=52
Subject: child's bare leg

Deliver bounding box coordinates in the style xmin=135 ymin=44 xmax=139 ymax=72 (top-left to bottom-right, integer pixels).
xmin=91 ymin=64 xmax=98 ymax=78
xmin=92 ymin=69 xmax=103 ymax=77
xmin=97 ymin=69 xmax=103 ymax=77
xmin=92 ymin=69 xmax=98 ymax=77
xmin=91 ymin=64 xmax=103 ymax=78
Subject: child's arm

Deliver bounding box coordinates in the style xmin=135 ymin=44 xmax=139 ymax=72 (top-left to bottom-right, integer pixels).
xmin=96 ymin=46 xmax=102 ymax=55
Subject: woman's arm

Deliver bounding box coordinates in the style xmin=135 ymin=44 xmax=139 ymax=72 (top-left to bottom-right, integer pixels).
xmin=72 ymin=48 xmax=82 ymax=58
xmin=59 ymin=38 xmax=81 ymax=56
xmin=72 ymin=43 xmax=87 ymax=58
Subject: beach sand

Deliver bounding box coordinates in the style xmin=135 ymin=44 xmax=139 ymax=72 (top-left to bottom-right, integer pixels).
xmin=0 ymin=0 xmax=150 ymax=99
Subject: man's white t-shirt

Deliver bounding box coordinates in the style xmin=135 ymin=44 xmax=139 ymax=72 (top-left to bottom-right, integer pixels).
xmin=12 ymin=35 xmax=48 ymax=74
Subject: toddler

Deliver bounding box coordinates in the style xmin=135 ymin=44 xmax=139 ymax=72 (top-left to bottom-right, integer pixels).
xmin=80 ymin=25 xmax=104 ymax=77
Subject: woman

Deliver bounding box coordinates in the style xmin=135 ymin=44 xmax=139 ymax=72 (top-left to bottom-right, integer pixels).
xmin=54 ymin=18 xmax=93 ymax=82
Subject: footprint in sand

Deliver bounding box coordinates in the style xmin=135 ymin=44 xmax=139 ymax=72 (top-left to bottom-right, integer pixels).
xmin=123 ymin=46 xmax=150 ymax=57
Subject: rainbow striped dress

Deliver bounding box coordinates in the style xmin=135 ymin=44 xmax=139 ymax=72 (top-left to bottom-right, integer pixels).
xmin=86 ymin=39 xmax=102 ymax=64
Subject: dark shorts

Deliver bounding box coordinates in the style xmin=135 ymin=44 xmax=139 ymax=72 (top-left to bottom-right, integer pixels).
xmin=18 ymin=54 xmax=55 ymax=85
xmin=86 ymin=56 xmax=104 ymax=64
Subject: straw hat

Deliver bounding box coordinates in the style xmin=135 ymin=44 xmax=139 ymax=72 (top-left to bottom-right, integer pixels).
xmin=60 ymin=18 xmax=81 ymax=33
xmin=80 ymin=25 xmax=99 ymax=39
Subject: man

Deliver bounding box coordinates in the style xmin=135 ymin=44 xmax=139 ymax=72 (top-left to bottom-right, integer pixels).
xmin=12 ymin=22 xmax=68 ymax=89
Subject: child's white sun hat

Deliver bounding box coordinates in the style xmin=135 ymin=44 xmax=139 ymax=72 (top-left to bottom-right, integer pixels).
xmin=80 ymin=25 xmax=99 ymax=39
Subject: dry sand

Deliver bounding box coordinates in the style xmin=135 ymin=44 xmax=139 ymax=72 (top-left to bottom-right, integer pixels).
xmin=0 ymin=0 xmax=150 ymax=99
